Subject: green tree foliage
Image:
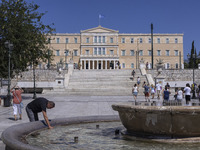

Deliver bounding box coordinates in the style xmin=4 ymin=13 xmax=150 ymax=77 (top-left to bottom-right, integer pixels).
xmin=0 ymin=0 xmax=55 ymax=78
xmin=187 ymin=41 xmax=200 ymax=69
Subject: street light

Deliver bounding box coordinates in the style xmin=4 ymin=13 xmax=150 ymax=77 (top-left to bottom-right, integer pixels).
xmin=32 ymin=62 xmax=37 ymax=99
xmin=187 ymin=53 xmax=196 ymax=99
xmin=4 ymin=41 xmax=13 ymax=107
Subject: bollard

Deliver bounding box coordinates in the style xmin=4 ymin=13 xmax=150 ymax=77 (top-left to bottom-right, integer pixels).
xmin=96 ymin=125 xmax=99 ymax=129
xmin=74 ymin=137 xmax=78 ymax=143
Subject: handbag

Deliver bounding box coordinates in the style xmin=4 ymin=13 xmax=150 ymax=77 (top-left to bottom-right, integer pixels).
xmin=14 ymin=91 xmax=24 ymax=109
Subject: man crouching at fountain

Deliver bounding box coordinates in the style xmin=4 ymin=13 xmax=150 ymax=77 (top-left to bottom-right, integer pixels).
xmin=26 ymin=97 xmax=55 ymax=129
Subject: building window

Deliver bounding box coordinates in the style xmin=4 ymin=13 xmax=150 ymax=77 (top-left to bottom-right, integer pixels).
xmin=65 ymin=50 xmax=69 ymax=56
xmin=102 ymin=48 xmax=106 ymax=55
xmin=176 ymin=63 xmax=179 ymax=69
xmin=139 ymin=50 xmax=143 ymax=56
xmin=157 ymin=38 xmax=160 ymax=44
xmin=94 ymin=48 xmax=97 ymax=55
xmin=74 ymin=38 xmax=78 ymax=43
xmin=98 ymin=36 xmax=101 ymax=43
xmin=110 ymin=50 xmax=114 ymax=55
xmin=56 ymin=38 xmax=60 ymax=44
xmin=148 ymin=38 xmax=151 ymax=43
xmin=65 ymin=38 xmax=68 ymax=43
xmin=102 ymin=36 xmax=105 ymax=43
xmin=86 ymin=38 xmax=89 ymax=43
xmin=121 ymin=38 xmax=125 ymax=43
xmin=48 ymin=38 xmax=51 ymax=43
xmin=94 ymin=36 xmax=97 ymax=43
xmin=148 ymin=50 xmax=152 ymax=56
xmin=122 ymin=63 xmax=125 ymax=68
xmin=139 ymin=38 xmax=143 ymax=43
xmin=157 ymin=50 xmax=161 ymax=56
xmin=166 ymin=63 xmax=170 ymax=69
xmin=56 ymin=50 xmax=60 ymax=56
xmin=175 ymin=38 xmax=178 ymax=43
xmin=110 ymin=38 xmax=113 ymax=43
xmin=131 ymin=38 xmax=134 ymax=43
xmin=85 ymin=50 xmax=89 ymax=55
xmin=131 ymin=63 xmax=134 ymax=68
xmin=74 ymin=50 xmax=78 ymax=56
xmin=130 ymin=50 xmax=134 ymax=56
xmin=166 ymin=50 xmax=170 ymax=56
xmin=98 ymin=47 xmax=101 ymax=55
xmin=166 ymin=38 xmax=169 ymax=44
xmin=121 ymin=50 xmax=126 ymax=56
xmin=175 ymin=50 xmax=178 ymax=56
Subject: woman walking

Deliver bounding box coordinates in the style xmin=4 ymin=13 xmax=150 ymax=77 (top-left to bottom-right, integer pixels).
xmin=11 ymin=86 xmax=24 ymax=121
xmin=184 ymin=83 xmax=191 ymax=105
xmin=150 ymin=84 xmax=155 ymax=99
xmin=132 ymin=84 xmax=138 ymax=103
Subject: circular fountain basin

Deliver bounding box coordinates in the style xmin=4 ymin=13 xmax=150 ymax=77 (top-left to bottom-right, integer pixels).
xmin=1 ymin=115 xmax=119 ymax=150
xmin=112 ymin=104 xmax=200 ymax=138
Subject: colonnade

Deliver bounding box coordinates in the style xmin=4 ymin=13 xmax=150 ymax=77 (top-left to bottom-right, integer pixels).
xmin=80 ymin=59 xmax=119 ymax=70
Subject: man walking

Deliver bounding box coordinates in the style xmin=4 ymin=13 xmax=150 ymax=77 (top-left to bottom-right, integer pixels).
xmin=26 ymin=97 xmax=55 ymax=129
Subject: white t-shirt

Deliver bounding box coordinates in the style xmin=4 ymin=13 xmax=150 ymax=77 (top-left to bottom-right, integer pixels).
xmin=177 ymin=90 xmax=183 ymax=100
xmin=156 ymin=83 xmax=162 ymax=91
xmin=184 ymin=87 xmax=191 ymax=95
xmin=133 ymin=86 xmax=138 ymax=93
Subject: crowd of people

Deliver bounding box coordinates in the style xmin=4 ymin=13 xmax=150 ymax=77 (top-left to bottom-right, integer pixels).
xmin=131 ymin=74 xmax=200 ymax=105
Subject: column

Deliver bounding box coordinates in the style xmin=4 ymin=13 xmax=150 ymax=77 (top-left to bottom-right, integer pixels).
xmin=84 ymin=60 xmax=86 ymax=70
xmin=80 ymin=59 xmax=82 ymax=70
xmin=93 ymin=60 xmax=94 ymax=70
xmin=101 ymin=60 xmax=103 ymax=70
xmin=114 ymin=60 xmax=116 ymax=70
xmin=109 ymin=60 xmax=111 ymax=70
xmin=97 ymin=60 xmax=99 ymax=70
xmin=105 ymin=60 xmax=107 ymax=70
xmin=88 ymin=60 xmax=90 ymax=70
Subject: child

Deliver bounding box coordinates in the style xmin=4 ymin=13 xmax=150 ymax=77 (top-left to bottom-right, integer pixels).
xmin=150 ymin=84 xmax=155 ymax=99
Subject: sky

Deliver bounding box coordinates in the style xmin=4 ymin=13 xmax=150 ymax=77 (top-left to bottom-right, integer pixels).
xmin=30 ymin=0 xmax=200 ymax=59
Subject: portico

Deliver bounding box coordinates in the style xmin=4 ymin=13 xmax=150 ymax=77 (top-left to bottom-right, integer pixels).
xmin=80 ymin=57 xmax=119 ymax=70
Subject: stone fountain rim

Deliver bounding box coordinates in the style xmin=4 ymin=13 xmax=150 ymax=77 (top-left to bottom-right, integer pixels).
xmin=1 ymin=115 xmax=119 ymax=150
xmin=112 ymin=103 xmax=200 ymax=112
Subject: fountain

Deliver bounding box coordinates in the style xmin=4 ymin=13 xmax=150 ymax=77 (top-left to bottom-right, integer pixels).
xmin=2 ymin=106 xmax=200 ymax=150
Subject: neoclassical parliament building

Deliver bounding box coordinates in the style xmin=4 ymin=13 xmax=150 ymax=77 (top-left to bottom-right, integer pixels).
xmin=47 ymin=26 xmax=184 ymax=70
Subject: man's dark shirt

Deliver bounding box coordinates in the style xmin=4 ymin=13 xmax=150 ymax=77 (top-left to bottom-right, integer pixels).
xmin=27 ymin=97 xmax=48 ymax=113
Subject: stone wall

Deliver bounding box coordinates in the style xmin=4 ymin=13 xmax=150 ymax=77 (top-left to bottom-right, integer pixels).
xmin=147 ymin=69 xmax=200 ymax=86
xmin=14 ymin=69 xmax=67 ymax=82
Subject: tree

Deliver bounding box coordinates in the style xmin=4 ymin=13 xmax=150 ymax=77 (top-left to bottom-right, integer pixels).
xmin=188 ymin=41 xmax=195 ymax=68
xmin=0 ymin=0 xmax=55 ymax=78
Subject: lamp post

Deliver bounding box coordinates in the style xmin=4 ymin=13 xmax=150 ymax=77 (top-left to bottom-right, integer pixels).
xmin=32 ymin=62 xmax=37 ymax=99
xmin=187 ymin=53 xmax=196 ymax=99
xmin=4 ymin=41 xmax=13 ymax=107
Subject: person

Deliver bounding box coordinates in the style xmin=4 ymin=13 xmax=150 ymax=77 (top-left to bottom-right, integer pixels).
xmin=144 ymin=84 xmax=150 ymax=102
xmin=163 ymin=87 xmax=171 ymax=101
xmin=11 ymin=86 xmax=24 ymax=121
xmin=165 ymin=83 xmax=170 ymax=90
xmin=196 ymin=85 xmax=200 ymax=101
xmin=150 ymin=84 xmax=155 ymax=99
xmin=137 ymin=77 xmax=141 ymax=86
xmin=26 ymin=97 xmax=55 ymax=129
xmin=132 ymin=84 xmax=138 ymax=103
xmin=156 ymin=82 xmax=162 ymax=99
xmin=177 ymin=88 xmax=183 ymax=102
xmin=146 ymin=62 xmax=149 ymax=70
xmin=184 ymin=83 xmax=191 ymax=105
xmin=131 ymin=70 xmax=135 ymax=81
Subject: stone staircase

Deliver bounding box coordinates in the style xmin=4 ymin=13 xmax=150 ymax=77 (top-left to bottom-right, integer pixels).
xmin=65 ymin=69 xmax=147 ymax=96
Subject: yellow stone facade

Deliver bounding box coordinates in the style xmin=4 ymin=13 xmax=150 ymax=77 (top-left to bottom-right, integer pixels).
xmin=47 ymin=26 xmax=184 ymax=70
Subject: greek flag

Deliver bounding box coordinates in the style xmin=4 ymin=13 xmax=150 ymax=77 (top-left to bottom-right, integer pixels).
xmin=99 ymin=14 xmax=105 ymax=19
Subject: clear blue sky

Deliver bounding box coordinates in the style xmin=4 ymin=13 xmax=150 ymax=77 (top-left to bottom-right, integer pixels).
xmin=31 ymin=0 xmax=200 ymax=59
